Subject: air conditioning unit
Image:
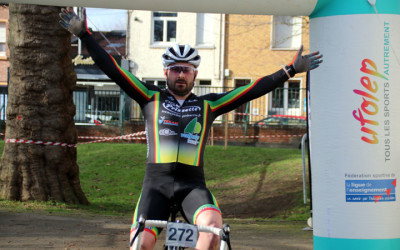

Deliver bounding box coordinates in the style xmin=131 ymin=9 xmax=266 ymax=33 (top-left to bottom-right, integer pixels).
xmin=224 ymin=69 xmax=230 ymax=77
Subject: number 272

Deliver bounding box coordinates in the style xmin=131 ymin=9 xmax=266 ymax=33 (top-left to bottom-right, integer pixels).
xmin=168 ymin=228 xmax=194 ymax=242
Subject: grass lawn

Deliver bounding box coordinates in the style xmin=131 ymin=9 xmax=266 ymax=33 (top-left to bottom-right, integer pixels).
xmin=0 ymin=142 xmax=311 ymax=220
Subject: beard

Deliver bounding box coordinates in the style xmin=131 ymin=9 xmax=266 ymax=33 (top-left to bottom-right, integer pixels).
xmin=166 ymin=77 xmax=195 ymax=97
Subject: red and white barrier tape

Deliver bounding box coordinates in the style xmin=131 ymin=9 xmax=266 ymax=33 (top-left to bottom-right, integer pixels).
xmin=5 ymin=131 xmax=147 ymax=148
xmin=78 ymin=136 xmax=116 ymax=140
xmin=88 ymin=134 xmax=302 ymax=140
xmin=234 ymin=113 xmax=267 ymax=117
xmin=77 ymin=133 xmax=146 ymax=140
xmin=234 ymin=113 xmax=306 ymax=120
xmin=211 ymin=134 xmax=302 ymax=140
xmin=4 ymin=132 xmax=302 ymax=147
xmin=5 ymin=138 xmax=77 ymax=148
xmin=77 ymin=131 xmax=146 ymax=145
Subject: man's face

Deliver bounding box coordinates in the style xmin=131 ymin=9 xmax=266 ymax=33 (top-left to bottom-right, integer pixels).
xmin=164 ymin=63 xmax=198 ymax=97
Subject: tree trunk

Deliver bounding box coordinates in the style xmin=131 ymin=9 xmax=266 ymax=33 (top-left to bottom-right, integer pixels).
xmin=0 ymin=4 xmax=88 ymax=204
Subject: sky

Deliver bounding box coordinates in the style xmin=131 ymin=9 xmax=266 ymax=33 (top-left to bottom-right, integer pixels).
xmin=85 ymin=8 xmax=128 ymax=31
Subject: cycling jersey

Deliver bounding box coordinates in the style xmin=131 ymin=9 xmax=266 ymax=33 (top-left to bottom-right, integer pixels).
xmin=81 ymin=32 xmax=290 ymax=238
xmin=81 ymin=33 xmax=289 ymax=169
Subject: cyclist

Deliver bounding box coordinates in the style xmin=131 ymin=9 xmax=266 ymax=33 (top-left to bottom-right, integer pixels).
xmin=60 ymin=7 xmax=323 ymax=250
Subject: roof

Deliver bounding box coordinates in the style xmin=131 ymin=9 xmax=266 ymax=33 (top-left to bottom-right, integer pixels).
xmin=73 ymin=55 xmax=123 ymax=81
xmin=75 ymin=66 xmax=110 ymax=81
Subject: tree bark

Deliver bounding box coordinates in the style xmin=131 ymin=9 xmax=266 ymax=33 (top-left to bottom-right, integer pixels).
xmin=0 ymin=4 xmax=88 ymax=204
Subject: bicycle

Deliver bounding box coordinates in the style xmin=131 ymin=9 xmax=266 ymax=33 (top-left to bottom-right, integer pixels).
xmin=130 ymin=205 xmax=232 ymax=250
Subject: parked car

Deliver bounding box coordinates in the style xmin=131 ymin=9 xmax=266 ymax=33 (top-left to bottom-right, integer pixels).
xmin=254 ymin=115 xmax=307 ymax=126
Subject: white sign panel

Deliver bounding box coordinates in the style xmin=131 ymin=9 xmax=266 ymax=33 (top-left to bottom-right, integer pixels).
xmin=310 ymin=14 xmax=400 ymax=243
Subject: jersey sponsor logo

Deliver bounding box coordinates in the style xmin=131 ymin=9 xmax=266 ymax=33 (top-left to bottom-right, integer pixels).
xmin=163 ymin=100 xmax=181 ymax=114
xmin=161 ymin=109 xmax=180 ymax=117
xmin=181 ymin=106 xmax=201 ymax=113
xmin=163 ymin=100 xmax=201 ymax=114
xmin=182 ymin=114 xmax=201 ymax=118
xmin=159 ymin=128 xmax=177 ymax=136
xmin=159 ymin=116 xmax=179 ymax=126
xmin=180 ymin=117 xmax=202 ymax=145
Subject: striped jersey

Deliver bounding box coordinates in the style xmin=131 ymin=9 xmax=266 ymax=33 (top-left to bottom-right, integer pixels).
xmin=81 ymin=33 xmax=289 ymax=170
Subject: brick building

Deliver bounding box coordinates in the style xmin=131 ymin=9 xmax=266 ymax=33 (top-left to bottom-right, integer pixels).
xmin=224 ymin=15 xmax=310 ymax=123
xmin=0 ymin=4 xmax=9 ymax=87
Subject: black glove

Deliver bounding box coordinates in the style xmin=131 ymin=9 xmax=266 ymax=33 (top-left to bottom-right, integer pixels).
xmin=59 ymin=7 xmax=90 ymax=38
xmin=285 ymin=45 xmax=323 ymax=77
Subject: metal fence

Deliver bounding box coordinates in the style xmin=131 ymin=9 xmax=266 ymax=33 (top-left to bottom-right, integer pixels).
xmin=0 ymin=87 xmax=7 ymax=122
xmin=73 ymin=87 xmax=129 ymax=125
xmin=72 ymin=86 xmax=307 ymax=125
xmin=0 ymin=86 xmax=307 ymax=126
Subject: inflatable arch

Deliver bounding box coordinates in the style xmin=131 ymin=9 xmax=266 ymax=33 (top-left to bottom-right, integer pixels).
xmin=6 ymin=0 xmax=400 ymax=249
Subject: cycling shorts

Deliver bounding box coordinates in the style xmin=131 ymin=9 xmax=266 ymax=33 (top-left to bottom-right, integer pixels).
xmin=130 ymin=163 xmax=221 ymax=239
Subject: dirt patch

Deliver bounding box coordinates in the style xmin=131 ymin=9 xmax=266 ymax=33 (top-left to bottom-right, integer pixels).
xmin=0 ymin=158 xmax=312 ymax=249
xmin=0 ymin=209 xmax=313 ymax=249
xmin=213 ymin=168 xmax=306 ymax=219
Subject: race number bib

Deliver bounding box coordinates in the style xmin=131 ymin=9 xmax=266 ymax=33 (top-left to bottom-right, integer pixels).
xmin=165 ymin=222 xmax=198 ymax=248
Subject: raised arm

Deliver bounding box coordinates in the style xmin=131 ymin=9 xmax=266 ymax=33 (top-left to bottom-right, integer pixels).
xmin=59 ymin=7 xmax=157 ymax=105
xmin=205 ymin=46 xmax=323 ymax=117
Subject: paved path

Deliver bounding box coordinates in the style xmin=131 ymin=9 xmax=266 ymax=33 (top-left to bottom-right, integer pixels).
xmin=0 ymin=209 xmax=313 ymax=249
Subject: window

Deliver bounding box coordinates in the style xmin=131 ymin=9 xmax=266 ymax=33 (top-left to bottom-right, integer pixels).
xmin=97 ymin=95 xmax=120 ymax=112
xmin=196 ymin=13 xmax=214 ymax=46
xmin=145 ymin=79 xmax=167 ymax=89
xmin=272 ymin=82 xmax=284 ymax=109
xmin=0 ymin=22 xmax=6 ymax=57
xmin=193 ymin=80 xmax=212 ymax=96
xmin=288 ymin=81 xmax=300 ymax=109
xmin=270 ymin=80 xmax=301 ymax=116
xmin=152 ymin=12 xmax=177 ymax=44
xmin=199 ymin=80 xmax=211 ymax=85
xmin=271 ymin=16 xmax=302 ymax=50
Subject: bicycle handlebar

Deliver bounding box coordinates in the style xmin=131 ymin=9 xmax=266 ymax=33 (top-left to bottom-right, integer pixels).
xmin=131 ymin=217 xmax=232 ymax=250
xmin=145 ymin=220 xmax=224 ymax=236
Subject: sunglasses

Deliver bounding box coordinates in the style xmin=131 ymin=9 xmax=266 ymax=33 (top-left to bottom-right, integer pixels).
xmin=166 ymin=66 xmax=197 ymax=74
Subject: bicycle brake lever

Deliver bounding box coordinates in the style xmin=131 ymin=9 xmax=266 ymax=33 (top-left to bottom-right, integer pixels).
xmin=222 ymin=223 xmax=232 ymax=250
xmin=129 ymin=230 xmax=140 ymax=247
xmin=129 ymin=215 xmax=147 ymax=247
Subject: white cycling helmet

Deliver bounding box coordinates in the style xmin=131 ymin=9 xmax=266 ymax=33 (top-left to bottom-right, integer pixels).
xmin=162 ymin=44 xmax=201 ymax=68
